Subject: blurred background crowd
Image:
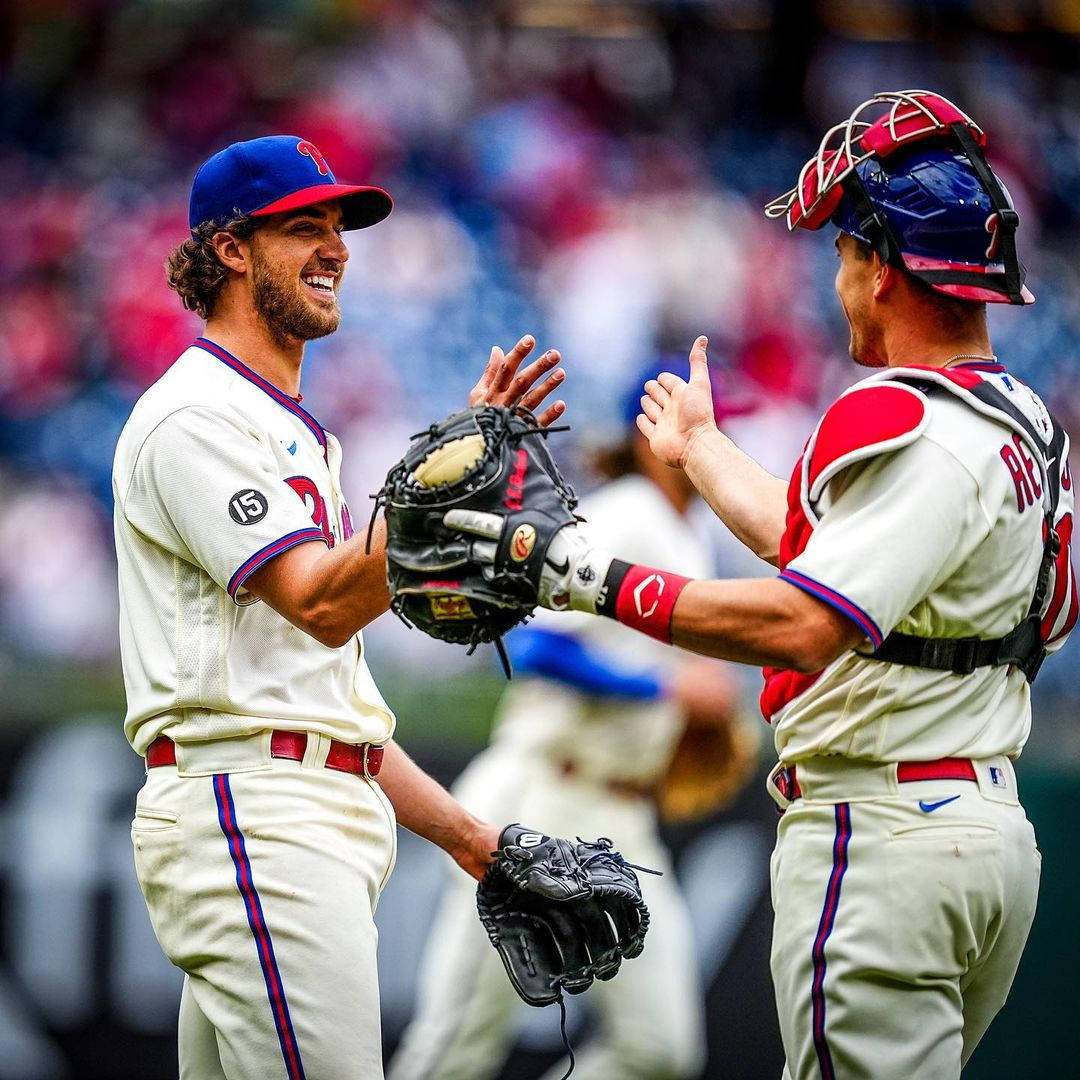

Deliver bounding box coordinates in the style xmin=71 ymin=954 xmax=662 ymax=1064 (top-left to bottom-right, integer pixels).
xmin=0 ymin=1 xmax=1078 ymax=1078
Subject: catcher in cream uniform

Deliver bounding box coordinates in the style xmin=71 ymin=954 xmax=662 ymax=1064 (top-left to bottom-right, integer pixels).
xmin=115 ymin=136 xmax=568 ymax=1080
xmin=431 ymin=93 xmax=1077 ymax=1079
xmin=389 ymin=370 xmax=756 ymax=1080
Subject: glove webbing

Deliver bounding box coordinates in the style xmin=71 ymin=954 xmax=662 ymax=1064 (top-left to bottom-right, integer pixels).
xmin=545 ymin=845 xmax=661 ymax=1080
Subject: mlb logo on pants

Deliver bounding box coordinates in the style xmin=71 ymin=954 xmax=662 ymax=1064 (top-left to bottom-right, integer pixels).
xmin=988 ymin=766 xmax=1007 ymax=788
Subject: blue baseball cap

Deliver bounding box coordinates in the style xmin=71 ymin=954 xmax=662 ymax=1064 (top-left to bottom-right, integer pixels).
xmin=188 ymin=135 xmax=393 ymax=232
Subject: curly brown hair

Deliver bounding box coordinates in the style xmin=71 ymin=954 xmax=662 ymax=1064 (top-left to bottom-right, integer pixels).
xmin=164 ymin=215 xmax=260 ymax=319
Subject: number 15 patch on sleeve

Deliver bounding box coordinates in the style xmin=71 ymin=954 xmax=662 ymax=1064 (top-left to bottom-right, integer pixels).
xmin=229 ymin=489 xmax=269 ymax=525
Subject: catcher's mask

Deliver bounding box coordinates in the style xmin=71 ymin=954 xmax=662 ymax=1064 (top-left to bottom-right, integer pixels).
xmin=764 ymin=90 xmax=1034 ymax=306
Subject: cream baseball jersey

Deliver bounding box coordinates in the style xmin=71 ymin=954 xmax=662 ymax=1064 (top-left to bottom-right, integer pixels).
xmin=113 ymin=338 xmax=395 ymax=754
xmin=765 ymin=361 xmax=1076 ymax=764
xmin=492 ymin=474 xmax=713 ymax=784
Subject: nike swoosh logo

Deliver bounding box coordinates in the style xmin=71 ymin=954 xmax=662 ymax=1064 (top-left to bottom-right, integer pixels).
xmin=287 ymin=441 xmax=298 ymax=456
xmin=546 ymin=556 xmax=570 ymax=575
xmin=919 ymin=795 xmax=961 ymax=813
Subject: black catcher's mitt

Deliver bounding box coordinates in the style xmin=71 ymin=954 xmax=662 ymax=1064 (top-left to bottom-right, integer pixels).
xmin=476 ymin=824 xmax=653 ymax=1008
xmin=372 ymin=405 xmax=578 ymax=671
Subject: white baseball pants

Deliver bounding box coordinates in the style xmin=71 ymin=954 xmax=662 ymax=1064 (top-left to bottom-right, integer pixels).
xmin=131 ymin=733 xmax=397 ymax=1080
xmin=769 ymin=756 xmax=1040 ymax=1080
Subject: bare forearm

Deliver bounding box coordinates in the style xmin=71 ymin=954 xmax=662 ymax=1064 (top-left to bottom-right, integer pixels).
xmin=378 ymin=741 xmax=498 ymax=880
xmin=303 ymin=521 xmax=391 ymax=635
xmin=684 ymin=428 xmax=788 ymax=565
xmin=246 ymin=519 xmax=391 ymax=645
xmin=670 ymin=578 xmax=864 ymax=671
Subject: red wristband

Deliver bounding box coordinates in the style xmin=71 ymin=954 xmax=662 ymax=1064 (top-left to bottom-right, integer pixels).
xmin=598 ymin=560 xmax=692 ymax=642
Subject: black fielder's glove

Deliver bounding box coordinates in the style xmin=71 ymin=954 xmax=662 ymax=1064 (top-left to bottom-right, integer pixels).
xmin=372 ymin=405 xmax=579 ymax=671
xmin=476 ymin=824 xmax=654 ymax=1008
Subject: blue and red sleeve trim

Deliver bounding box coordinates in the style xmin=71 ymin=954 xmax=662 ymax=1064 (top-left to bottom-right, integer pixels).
xmin=779 ymin=569 xmax=884 ymax=649
xmin=228 ymin=528 xmax=327 ymax=599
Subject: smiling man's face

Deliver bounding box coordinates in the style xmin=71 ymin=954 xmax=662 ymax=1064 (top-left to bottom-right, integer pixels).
xmin=247 ymin=200 xmax=349 ymax=346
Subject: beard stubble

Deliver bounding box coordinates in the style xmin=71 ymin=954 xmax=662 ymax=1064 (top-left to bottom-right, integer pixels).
xmin=251 ymin=253 xmax=341 ymax=346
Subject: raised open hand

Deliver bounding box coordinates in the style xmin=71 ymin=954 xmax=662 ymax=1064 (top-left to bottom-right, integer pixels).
xmin=636 ymin=336 xmax=718 ymax=468
xmin=469 ymin=335 xmax=566 ymax=426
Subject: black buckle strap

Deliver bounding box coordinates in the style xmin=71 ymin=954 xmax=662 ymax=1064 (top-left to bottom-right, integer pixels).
xmin=949 ymin=122 xmax=1027 ymax=305
xmin=840 ymin=172 xmax=902 ymax=266
xmin=869 ymin=625 xmax=1047 ymax=683
xmin=869 ymin=633 xmax=996 ymax=677
xmin=995 ymin=615 xmax=1048 ymax=683
xmin=869 ymin=524 xmax=1058 ymax=685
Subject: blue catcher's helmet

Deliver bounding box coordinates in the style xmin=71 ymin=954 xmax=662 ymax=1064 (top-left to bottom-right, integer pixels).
xmin=765 ymin=90 xmax=1033 ymax=305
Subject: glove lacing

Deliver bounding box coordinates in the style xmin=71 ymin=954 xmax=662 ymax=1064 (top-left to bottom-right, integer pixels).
xmin=576 ymin=837 xmax=663 ymax=877
xmin=500 ymin=844 xmax=593 ymax=894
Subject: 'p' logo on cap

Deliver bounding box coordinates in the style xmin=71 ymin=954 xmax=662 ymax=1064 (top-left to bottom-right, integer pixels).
xmin=296 ymin=140 xmax=330 ymax=176
xmin=188 ymin=135 xmax=393 ymax=232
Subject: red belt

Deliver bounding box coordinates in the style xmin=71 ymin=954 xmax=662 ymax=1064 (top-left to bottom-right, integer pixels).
xmin=773 ymin=757 xmax=977 ymax=803
xmin=146 ymin=732 xmax=384 ymax=779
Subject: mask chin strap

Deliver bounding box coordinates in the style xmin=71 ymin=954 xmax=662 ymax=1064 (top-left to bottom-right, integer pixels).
xmin=839 ymin=170 xmax=903 ymax=267
xmin=947 ymin=121 xmax=1027 ymax=305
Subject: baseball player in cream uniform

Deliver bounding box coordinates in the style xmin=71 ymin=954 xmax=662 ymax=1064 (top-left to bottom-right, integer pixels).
xmin=389 ymin=375 xmax=745 ymax=1080
xmin=115 ymin=135 xmax=565 ymax=1080
xmin=442 ymin=92 xmax=1077 ymax=1079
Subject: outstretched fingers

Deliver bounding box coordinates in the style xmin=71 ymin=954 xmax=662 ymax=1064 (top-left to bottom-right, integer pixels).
xmin=533 ymin=398 xmax=566 ymax=427
xmin=469 ymin=336 xmax=535 ymax=407
xmin=634 ymin=335 xmax=716 ymax=469
xmin=639 ymin=393 xmax=664 ymax=424
xmin=655 ymin=372 xmax=686 ymax=395
xmin=515 ymin=353 xmax=566 ymax=410
xmin=470 ymin=337 xmax=568 ymax=424
xmin=645 ymin=377 xmax=672 ymax=406
xmin=470 ymin=345 xmax=503 ymax=402
xmin=490 ymin=335 xmax=536 ymax=395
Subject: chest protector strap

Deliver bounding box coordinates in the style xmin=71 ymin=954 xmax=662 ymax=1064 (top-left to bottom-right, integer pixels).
xmin=865 ymin=377 xmax=1065 ymax=683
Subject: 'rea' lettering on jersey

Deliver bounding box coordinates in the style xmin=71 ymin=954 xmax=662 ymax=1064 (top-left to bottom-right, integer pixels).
xmin=763 ymin=361 xmax=1075 ymax=765
xmin=112 ymin=340 xmax=394 ymax=753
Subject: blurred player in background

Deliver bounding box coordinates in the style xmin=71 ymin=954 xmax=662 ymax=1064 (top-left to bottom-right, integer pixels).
xmin=114 ymin=136 xmax=566 ymax=1080
xmin=388 ymin=362 xmax=758 ymax=1080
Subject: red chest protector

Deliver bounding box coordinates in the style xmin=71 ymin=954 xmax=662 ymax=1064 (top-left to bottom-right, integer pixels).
xmin=760 ymin=365 xmax=1073 ymax=723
